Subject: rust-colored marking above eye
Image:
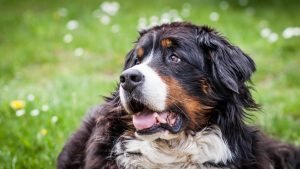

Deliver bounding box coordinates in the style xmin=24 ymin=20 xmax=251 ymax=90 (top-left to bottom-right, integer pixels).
xmin=161 ymin=38 xmax=172 ymax=48
xmin=137 ymin=47 xmax=144 ymax=58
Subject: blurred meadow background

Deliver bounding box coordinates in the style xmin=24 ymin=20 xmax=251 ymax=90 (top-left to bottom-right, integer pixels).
xmin=0 ymin=0 xmax=300 ymax=168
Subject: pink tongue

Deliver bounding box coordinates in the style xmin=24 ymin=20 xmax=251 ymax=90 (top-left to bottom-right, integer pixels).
xmin=132 ymin=112 xmax=168 ymax=130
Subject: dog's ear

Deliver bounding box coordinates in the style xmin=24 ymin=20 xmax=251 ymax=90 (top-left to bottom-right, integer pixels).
xmin=123 ymin=49 xmax=135 ymax=70
xmin=197 ymin=26 xmax=255 ymax=93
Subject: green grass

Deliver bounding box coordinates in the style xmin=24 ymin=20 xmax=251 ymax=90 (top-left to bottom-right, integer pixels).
xmin=0 ymin=0 xmax=299 ymax=168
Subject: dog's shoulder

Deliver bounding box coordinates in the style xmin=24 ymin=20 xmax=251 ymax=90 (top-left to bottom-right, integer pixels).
xmin=57 ymin=101 xmax=129 ymax=169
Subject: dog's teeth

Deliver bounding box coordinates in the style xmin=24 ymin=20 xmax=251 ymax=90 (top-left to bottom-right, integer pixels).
xmin=154 ymin=112 xmax=167 ymax=123
xmin=166 ymin=112 xmax=177 ymax=126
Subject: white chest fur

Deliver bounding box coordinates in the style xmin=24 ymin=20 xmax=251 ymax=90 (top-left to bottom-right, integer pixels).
xmin=113 ymin=126 xmax=233 ymax=169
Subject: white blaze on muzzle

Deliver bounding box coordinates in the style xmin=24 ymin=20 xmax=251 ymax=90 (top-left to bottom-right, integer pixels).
xmin=120 ymin=32 xmax=168 ymax=113
xmin=120 ymin=64 xmax=167 ymax=113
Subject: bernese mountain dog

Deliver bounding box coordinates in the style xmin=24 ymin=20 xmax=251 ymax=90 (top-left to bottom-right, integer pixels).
xmin=57 ymin=22 xmax=300 ymax=169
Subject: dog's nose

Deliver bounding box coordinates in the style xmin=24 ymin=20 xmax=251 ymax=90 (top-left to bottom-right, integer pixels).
xmin=120 ymin=69 xmax=144 ymax=92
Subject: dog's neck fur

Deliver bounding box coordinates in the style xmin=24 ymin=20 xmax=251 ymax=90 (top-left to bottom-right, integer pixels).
xmin=113 ymin=125 xmax=233 ymax=169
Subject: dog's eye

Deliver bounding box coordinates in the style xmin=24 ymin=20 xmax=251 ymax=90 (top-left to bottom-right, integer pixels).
xmin=134 ymin=58 xmax=141 ymax=65
xmin=168 ymin=55 xmax=181 ymax=63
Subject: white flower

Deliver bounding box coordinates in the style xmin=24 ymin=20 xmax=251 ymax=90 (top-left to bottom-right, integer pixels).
xmin=150 ymin=16 xmax=159 ymax=27
xmin=42 ymin=105 xmax=49 ymax=112
xmin=219 ymin=1 xmax=229 ymax=10
xmin=30 ymin=109 xmax=40 ymax=116
xmin=182 ymin=3 xmax=191 ymax=10
xmin=63 ymin=34 xmax=73 ymax=43
xmin=27 ymin=94 xmax=35 ymax=101
xmin=209 ymin=12 xmax=219 ymax=22
xmin=51 ymin=116 xmax=58 ymax=124
xmin=57 ymin=8 xmax=68 ymax=17
xmin=100 ymin=1 xmax=120 ymax=16
xmin=16 ymin=109 xmax=25 ymax=117
xmin=66 ymin=20 xmax=79 ymax=30
xmin=74 ymin=48 xmax=84 ymax=57
xmin=260 ymin=27 xmax=279 ymax=43
xmin=160 ymin=13 xmax=171 ymax=24
xmin=181 ymin=8 xmax=191 ymax=18
xmin=100 ymin=15 xmax=111 ymax=25
xmin=260 ymin=28 xmax=271 ymax=38
xmin=173 ymin=16 xmax=183 ymax=22
xmin=268 ymin=33 xmax=278 ymax=43
xmin=167 ymin=10 xmax=182 ymax=22
xmin=111 ymin=24 xmax=120 ymax=33
xmin=169 ymin=10 xmax=179 ymax=18
xmin=137 ymin=17 xmax=147 ymax=30
xmin=181 ymin=8 xmax=190 ymax=18
xmin=282 ymin=27 xmax=300 ymax=39
xmin=138 ymin=17 xmax=147 ymax=25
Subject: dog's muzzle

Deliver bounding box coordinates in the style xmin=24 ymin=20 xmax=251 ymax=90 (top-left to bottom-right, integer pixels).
xmin=119 ymin=64 xmax=185 ymax=136
xmin=120 ymin=69 xmax=144 ymax=93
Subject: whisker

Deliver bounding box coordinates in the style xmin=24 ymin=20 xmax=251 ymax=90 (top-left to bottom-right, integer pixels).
xmin=166 ymin=95 xmax=186 ymax=115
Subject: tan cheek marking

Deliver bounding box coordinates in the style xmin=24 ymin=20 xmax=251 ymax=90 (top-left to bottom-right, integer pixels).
xmin=161 ymin=38 xmax=172 ymax=48
xmin=137 ymin=47 xmax=144 ymax=59
xmin=162 ymin=77 xmax=211 ymax=129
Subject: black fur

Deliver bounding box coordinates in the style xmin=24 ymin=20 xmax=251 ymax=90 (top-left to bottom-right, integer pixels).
xmin=57 ymin=22 xmax=300 ymax=169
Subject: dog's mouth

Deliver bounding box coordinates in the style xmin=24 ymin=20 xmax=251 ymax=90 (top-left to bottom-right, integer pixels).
xmin=132 ymin=107 xmax=184 ymax=135
xmin=123 ymin=93 xmax=185 ymax=136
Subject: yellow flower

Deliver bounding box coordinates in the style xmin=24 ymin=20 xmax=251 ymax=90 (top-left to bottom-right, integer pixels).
xmin=40 ymin=129 xmax=48 ymax=136
xmin=10 ymin=100 xmax=25 ymax=110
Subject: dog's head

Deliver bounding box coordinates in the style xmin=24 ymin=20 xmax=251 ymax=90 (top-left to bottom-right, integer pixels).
xmin=119 ymin=22 xmax=256 ymax=141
